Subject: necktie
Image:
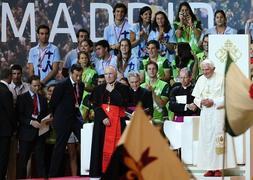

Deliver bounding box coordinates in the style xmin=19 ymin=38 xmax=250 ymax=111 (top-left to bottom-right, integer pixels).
xmin=74 ymin=83 xmax=80 ymax=99
xmin=33 ymin=94 xmax=38 ymax=115
xmin=73 ymin=83 xmax=80 ymax=106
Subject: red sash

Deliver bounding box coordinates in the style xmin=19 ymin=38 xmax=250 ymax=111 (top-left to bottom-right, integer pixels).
xmin=101 ymin=104 xmax=125 ymax=173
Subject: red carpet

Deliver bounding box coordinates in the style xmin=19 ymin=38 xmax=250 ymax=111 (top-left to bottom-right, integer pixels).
xmin=24 ymin=176 xmax=90 ymax=180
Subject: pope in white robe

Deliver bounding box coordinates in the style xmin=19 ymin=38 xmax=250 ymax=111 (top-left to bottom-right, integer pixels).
xmin=192 ymin=59 xmax=236 ymax=175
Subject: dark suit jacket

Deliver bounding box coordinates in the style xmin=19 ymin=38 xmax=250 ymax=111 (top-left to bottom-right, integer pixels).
xmin=169 ymin=84 xmax=200 ymax=116
xmin=16 ymin=91 xmax=48 ymax=141
xmin=50 ymin=77 xmax=84 ymax=131
xmin=0 ymin=82 xmax=15 ymax=136
xmin=128 ymin=87 xmax=154 ymax=117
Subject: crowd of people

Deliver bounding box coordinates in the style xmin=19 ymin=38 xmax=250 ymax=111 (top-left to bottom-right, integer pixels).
xmin=0 ymin=1 xmax=252 ymax=179
xmin=0 ymin=0 xmax=252 ymax=70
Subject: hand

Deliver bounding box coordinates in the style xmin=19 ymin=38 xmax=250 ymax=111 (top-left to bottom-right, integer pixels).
xmin=31 ymin=120 xmax=41 ymax=129
xmin=158 ymin=31 xmax=164 ymax=41
xmin=146 ymin=84 xmax=153 ymax=92
xmin=179 ymin=12 xmax=184 ymax=22
xmin=112 ymin=43 xmax=120 ymax=50
xmin=140 ymin=30 xmax=148 ymax=41
xmin=186 ymin=15 xmax=193 ymax=27
xmin=167 ymin=43 xmax=176 ymax=51
xmin=102 ymin=118 xmax=110 ymax=126
xmin=246 ymin=18 xmax=253 ymax=24
xmin=187 ymin=103 xmax=197 ymax=111
xmin=201 ymin=98 xmax=214 ymax=108
xmin=89 ymin=111 xmax=95 ymax=120
xmin=217 ymin=105 xmax=224 ymax=110
xmin=44 ymin=116 xmax=53 ymax=125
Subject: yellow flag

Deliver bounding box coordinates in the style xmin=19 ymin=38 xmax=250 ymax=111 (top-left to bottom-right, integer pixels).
xmin=103 ymin=106 xmax=190 ymax=180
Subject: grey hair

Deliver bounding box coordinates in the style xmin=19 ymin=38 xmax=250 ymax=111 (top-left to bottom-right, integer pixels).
xmin=200 ymin=58 xmax=215 ymax=69
xmin=104 ymin=65 xmax=117 ymax=74
xmin=127 ymin=71 xmax=140 ymax=81
xmin=180 ymin=67 xmax=192 ymax=77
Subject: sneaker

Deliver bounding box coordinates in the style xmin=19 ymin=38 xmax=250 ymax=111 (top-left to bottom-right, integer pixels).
xmin=214 ymin=170 xmax=222 ymax=177
xmin=203 ymin=170 xmax=214 ymax=177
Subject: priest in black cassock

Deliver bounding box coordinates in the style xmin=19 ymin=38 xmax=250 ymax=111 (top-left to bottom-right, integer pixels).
xmin=89 ymin=65 xmax=130 ymax=178
xmin=127 ymin=72 xmax=153 ymax=119
xmin=169 ymin=68 xmax=199 ymax=122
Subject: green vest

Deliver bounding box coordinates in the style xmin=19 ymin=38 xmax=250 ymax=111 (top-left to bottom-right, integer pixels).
xmin=142 ymin=55 xmax=168 ymax=82
xmin=141 ymin=79 xmax=169 ymax=124
xmin=82 ymin=67 xmax=97 ymax=88
xmin=79 ymin=90 xmax=93 ymax=123
xmin=174 ymin=21 xmax=201 ymax=54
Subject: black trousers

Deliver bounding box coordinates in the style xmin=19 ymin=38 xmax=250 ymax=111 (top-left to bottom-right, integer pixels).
xmin=17 ymin=136 xmax=46 ymax=179
xmin=49 ymin=127 xmax=80 ymax=177
xmin=0 ymin=136 xmax=11 ymax=180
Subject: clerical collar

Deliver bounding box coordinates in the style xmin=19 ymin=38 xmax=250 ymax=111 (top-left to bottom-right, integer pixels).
xmin=182 ymin=83 xmax=192 ymax=89
xmin=132 ymin=87 xmax=139 ymax=92
xmin=109 ymin=81 xmax=116 ymax=86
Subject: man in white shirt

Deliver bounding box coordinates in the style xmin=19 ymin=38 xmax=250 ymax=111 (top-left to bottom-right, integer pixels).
xmin=103 ymin=3 xmax=131 ymax=55
xmin=94 ymin=40 xmax=117 ymax=75
xmin=28 ymin=24 xmax=61 ymax=86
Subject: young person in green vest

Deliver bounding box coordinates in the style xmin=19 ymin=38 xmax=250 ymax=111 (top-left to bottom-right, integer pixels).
xmin=139 ymin=40 xmax=171 ymax=84
xmin=141 ymin=61 xmax=170 ymax=131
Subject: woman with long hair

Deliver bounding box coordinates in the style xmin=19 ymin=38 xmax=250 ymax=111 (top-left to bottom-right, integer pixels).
xmin=130 ymin=6 xmax=152 ymax=60
xmin=148 ymin=11 xmax=176 ymax=62
xmin=171 ymin=42 xmax=195 ymax=84
xmin=117 ymin=39 xmax=139 ymax=80
xmin=174 ymin=2 xmax=202 ymax=54
xmin=205 ymin=10 xmax=237 ymax=35
xmin=77 ymin=51 xmax=97 ymax=92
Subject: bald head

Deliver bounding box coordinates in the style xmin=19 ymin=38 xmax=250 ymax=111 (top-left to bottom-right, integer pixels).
xmin=104 ymin=65 xmax=117 ymax=84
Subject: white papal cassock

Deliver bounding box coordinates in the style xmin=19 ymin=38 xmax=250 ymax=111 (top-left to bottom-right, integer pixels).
xmin=192 ymin=72 xmax=236 ymax=170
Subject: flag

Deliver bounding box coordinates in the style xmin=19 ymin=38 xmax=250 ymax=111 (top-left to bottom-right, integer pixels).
xmin=225 ymin=52 xmax=253 ymax=136
xmin=102 ymin=106 xmax=190 ymax=180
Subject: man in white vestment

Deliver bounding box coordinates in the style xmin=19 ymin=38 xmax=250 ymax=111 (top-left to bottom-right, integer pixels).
xmin=192 ymin=59 xmax=236 ymax=177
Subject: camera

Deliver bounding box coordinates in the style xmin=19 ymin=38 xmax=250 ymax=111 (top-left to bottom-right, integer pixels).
xmin=179 ymin=12 xmax=187 ymax=17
